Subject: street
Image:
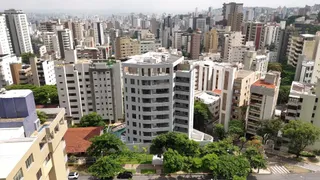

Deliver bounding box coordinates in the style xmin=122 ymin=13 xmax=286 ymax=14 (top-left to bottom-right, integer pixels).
xmin=77 ymin=173 xmax=320 ymax=180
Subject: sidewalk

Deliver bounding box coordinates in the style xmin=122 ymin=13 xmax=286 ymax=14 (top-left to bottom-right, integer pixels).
xmin=123 ymin=164 xmax=163 ymax=174
xmin=252 ymin=168 xmax=272 ymax=175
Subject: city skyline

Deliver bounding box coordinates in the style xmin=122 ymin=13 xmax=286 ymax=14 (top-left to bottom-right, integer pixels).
xmin=0 ymin=0 xmax=319 ymax=13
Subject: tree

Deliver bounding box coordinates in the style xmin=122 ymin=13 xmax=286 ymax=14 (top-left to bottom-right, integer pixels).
xmin=228 ymin=120 xmax=245 ymax=139
xmin=182 ymin=156 xmax=202 ymax=174
xmin=37 ymin=111 xmax=48 ymax=124
xmin=268 ymin=63 xmax=282 ymax=72
xmin=216 ymin=155 xmax=251 ymax=179
xmin=244 ymin=146 xmax=267 ymax=173
xmin=201 ymin=153 xmax=219 ymax=173
xmin=213 ymin=124 xmax=226 ymax=140
xmin=202 ymin=138 xmax=239 ymax=156
xmin=79 ymin=112 xmax=105 ymax=127
xmin=150 ymin=132 xmax=200 ymax=156
xmin=88 ymin=156 xmax=124 ymax=179
xmin=193 ymin=100 xmax=212 ymax=132
xmin=278 ymin=86 xmax=291 ymax=104
xmin=163 ymin=148 xmax=184 ymax=174
xmin=87 ymin=133 xmax=124 ymax=157
xmin=21 ymin=52 xmax=35 ymax=64
xmin=283 ymin=120 xmax=320 ymax=157
xmin=256 ymin=119 xmax=284 ymax=142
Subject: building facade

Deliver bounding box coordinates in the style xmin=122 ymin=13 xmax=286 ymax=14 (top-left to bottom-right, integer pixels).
xmin=204 ymin=29 xmax=218 ymax=53
xmin=115 ymin=37 xmax=140 ymax=59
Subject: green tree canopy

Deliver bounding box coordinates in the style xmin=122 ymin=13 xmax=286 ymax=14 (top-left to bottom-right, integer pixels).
xmin=21 ymin=52 xmax=35 ymax=64
xmin=244 ymin=146 xmax=267 ymax=172
xmin=37 ymin=111 xmax=48 ymax=124
xmin=268 ymin=63 xmax=282 ymax=72
xmin=213 ymin=123 xmax=226 ymax=140
xmin=87 ymin=133 xmax=124 ymax=157
xmin=257 ymin=119 xmax=284 ymax=142
xmin=228 ymin=120 xmax=245 ymax=139
xmin=193 ymin=100 xmax=212 ymax=132
xmin=6 ymin=85 xmax=58 ymax=105
xmin=182 ymin=156 xmax=203 ymax=173
xmin=202 ymin=138 xmax=239 ymax=156
xmin=278 ymin=86 xmax=291 ymax=104
xmin=163 ymin=148 xmax=184 ymax=174
xmin=88 ymin=156 xmax=124 ymax=179
xmin=283 ymin=120 xmax=320 ymax=157
xmin=150 ymin=132 xmax=200 ymax=156
xmin=79 ymin=112 xmax=105 ymax=127
xmin=201 ymin=153 xmax=219 ymax=173
xmin=216 ymin=155 xmax=251 ymax=179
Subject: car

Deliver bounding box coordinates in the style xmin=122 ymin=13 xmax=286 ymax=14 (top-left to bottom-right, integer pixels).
xmin=117 ymin=171 xmax=133 ymax=179
xmin=68 ymin=172 xmax=79 ymax=179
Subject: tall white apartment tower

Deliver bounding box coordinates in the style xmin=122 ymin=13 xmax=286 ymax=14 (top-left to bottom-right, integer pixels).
xmin=123 ymin=52 xmax=196 ymax=143
xmin=55 ymin=50 xmax=123 ymax=123
xmin=0 ymin=15 xmax=11 ymax=55
xmin=94 ymin=22 xmax=105 ymax=46
xmin=57 ymin=29 xmax=74 ymax=59
xmin=4 ymin=9 xmax=33 ymax=56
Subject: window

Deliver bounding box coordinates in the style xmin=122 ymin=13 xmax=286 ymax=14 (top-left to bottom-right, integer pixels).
xmin=132 ymin=105 xmax=136 ymax=111
xmin=133 ymin=122 xmax=137 ymax=127
xmin=131 ymin=97 xmax=136 ymax=102
xmin=130 ymin=79 xmax=135 ymax=84
xmin=45 ymin=153 xmax=51 ymax=164
xmin=14 ymin=168 xmax=23 ymax=180
xmin=133 ymin=130 xmax=137 ymax=135
xmin=36 ymin=169 xmax=42 ymax=180
xmin=25 ymin=154 xmax=34 ymax=169
xmin=132 ymin=114 xmax=136 ymax=119
xmin=316 ymin=98 xmax=318 ymax=103
xmin=131 ymin=88 xmax=135 ymax=93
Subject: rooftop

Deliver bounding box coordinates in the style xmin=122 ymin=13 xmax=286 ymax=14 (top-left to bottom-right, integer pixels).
xmin=0 ymin=127 xmax=24 ymax=141
xmin=64 ymin=127 xmax=103 ymax=153
xmin=290 ymin=81 xmax=315 ymax=95
xmin=237 ymin=70 xmax=254 ymax=79
xmin=0 ymin=89 xmax=32 ymax=98
xmin=252 ymin=80 xmax=276 ymax=89
xmin=195 ymin=91 xmax=220 ymax=104
xmin=301 ymin=34 xmax=315 ymax=38
xmin=123 ymin=52 xmax=183 ymax=65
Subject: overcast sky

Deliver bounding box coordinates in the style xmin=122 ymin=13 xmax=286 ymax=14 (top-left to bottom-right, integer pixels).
xmin=0 ymin=0 xmax=318 ymax=13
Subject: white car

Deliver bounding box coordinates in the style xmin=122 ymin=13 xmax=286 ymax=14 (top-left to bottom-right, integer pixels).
xmin=68 ymin=172 xmax=79 ymax=179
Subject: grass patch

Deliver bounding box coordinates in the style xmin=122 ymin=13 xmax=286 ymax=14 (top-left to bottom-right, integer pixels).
xmin=124 ymin=169 xmax=136 ymax=174
xmin=284 ymin=164 xmax=311 ymax=174
xmin=141 ymin=169 xmax=156 ymax=174
xmin=118 ymin=153 xmax=153 ymax=164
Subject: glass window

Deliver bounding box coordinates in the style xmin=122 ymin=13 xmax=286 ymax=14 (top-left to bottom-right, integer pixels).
xmin=13 ymin=168 xmax=23 ymax=180
xmin=25 ymin=154 xmax=34 ymax=169
xmin=36 ymin=169 xmax=42 ymax=180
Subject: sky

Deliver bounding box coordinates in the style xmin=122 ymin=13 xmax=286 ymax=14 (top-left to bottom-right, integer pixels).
xmin=0 ymin=0 xmax=318 ymax=13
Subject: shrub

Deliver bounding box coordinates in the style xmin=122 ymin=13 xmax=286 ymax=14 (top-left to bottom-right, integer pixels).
xmin=300 ymin=151 xmax=316 ymax=158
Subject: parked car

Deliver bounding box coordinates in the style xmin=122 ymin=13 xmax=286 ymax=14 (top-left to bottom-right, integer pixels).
xmin=68 ymin=172 xmax=79 ymax=179
xmin=117 ymin=171 xmax=133 ymax=179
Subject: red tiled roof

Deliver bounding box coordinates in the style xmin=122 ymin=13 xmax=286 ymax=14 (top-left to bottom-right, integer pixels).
xmin=64 ymin=127 xmax=103 ymax=153
xmin=213 ymin=89 xmax=221 ymax=95
xmin=253 ymin=80 xmax=276 ymax=89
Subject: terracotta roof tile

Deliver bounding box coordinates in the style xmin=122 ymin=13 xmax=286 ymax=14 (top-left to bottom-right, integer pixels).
xmin=253 ymin=80 xmax=276 ymax=89
xmin=64 ymin=127 xmax=103 ymax=153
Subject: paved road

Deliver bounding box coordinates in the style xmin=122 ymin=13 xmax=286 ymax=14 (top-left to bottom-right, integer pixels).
xmin=78 ymin=173 xmax=320 ymax=180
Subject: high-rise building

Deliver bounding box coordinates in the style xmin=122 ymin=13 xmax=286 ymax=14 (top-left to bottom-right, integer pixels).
xmin=287 ymin=34 xmax=316 ymax=67
xmin=115 ymin=37 xmax=140 ymax=59
xmin=18 ymin=64 xmax=34 ymax=85
xmin=57 ymin=29 xmax=74 ymax=59
xmin=3 ymin=9 xmax=33 ymax=56
xmin=244 ymin=9 xmax=254 ymax=22
xmin=0 ymin=89 xmax=69 ymax=180
xmin=40 ymin=20 xmax=60 ymax=32
xmin=55 ymin=50 xmax=123 ymax=123
xmin=173 ymin=31 xmax=183 ymax=50
xmin=93 ymin=22 xmax=105 ymax=46
xmin=140 ymin=40 xmax=161 ymax=54
xmin=123 ymin=52 xmax=213 ymax=143
xmin=221 ymin=31 xmax=245 ymax=61
xmin=0 ymin=54 xmax=20 ymax=88
xmin=42 ymin=32 xmax=60 ymax=59
xmin=30 ymin=57 xmax=56 ymax=86
xmin=222 ymin=2 xmax=243 ymax=31
xmin=247 ymin=71 xmax=281 ymax=135
xmin=73 ymin=22 xmax=84 ymax=41
xmin=0 ymin=14 xmax=11 ymax=55
xmin=243 ymin=51 xmax=269 ymax=79
xmin=243 ymin=22 xmax=264 ymax=50
xmin=294 ymin=55 xmax=314 ymax=83
xmin=204 ymin=29 xmax=218 ymax=53
xmin=277 ymin=24 xmax=294 ymax=62
xmin=190 ymin=32 xmax=201 ymax=59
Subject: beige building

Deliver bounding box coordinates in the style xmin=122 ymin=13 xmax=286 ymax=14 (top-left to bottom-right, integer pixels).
xmin=10 ymin=63 xmax=22 ymax=84
xmin=247 ymin=71 xmax=281 ymax=135
xmin=19 ymin=65 xmax=34 ymax=85
xmin=204 ymin=29 xmax=218 ymax=53
xmin=232 ymin=70 xmax=257 ymax=121
xmin=115 ymin=37 xmax=140 ymax=59
xmin=0 ymin=108 xmax=69 ymax=180
xmin=190 ymin=33 xmax=201 ymax=59
xmin=287 ymin=34 xmax=316 ymax=67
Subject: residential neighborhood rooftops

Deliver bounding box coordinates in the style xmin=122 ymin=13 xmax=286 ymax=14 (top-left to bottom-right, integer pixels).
xmin=64 ymin=127 xmax=103 ymax=154
xmin=252 ymin=80 xmax=276 ymax=89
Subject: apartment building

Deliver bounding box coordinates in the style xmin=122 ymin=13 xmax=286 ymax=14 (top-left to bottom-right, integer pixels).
xmin=9 ymin=63 xmax=21 ymax=84
xmin=243 ymin=51 xmax=269 ymax=79
xmin=243 ymin=22 xmax=264 ymax=50
xmin=287 ymin=34 xmax=316 ymax=67
xmin=0 ymin=89 xmax=68 ymax=180
xmin=232 ymin=70 xmax=257 ymax=121
xmin=123 ymin=52 xmax=213 ymax=143
xmin=221 ymin=31 xmax=245 ymax=61
xmin=225 ymin=42 xmax=255 ymax=63
xmin=30 ymin=57 xmax=56 ymax=86
xmin=42 ymin=32 xmax=60 ymax=59
xmin=55 ymin=50 xmax=123 ymax=123
xmin=19 ymin=65 xmax=33 ymax=85
xmin=204 ymin=29 xmax=218 ymax=53
xmin=0 ymin=14 xmax=11 ymax=55
xmin=93 ymin=22 xmax=105 ymax=46
xmin=3 ymin=9 xmax=33 ymax=56
xmin=247 ymin=71 xmax=281 ymax=135
xmin=190 ymin=32 xmax=201 ymax=59
xmin=0 ymin=54 xmax=20 ymax=88
xmin=192 ymin=60 xmax=237 ymax=130
xmin=295 ymin=55 xmax=314 ymax=83
xmin=57 ymin=29 xmax=74 ymax=59
xmin=76 ymin=47 xmax=100 ymax=59
xmin=115 ymin=37 xmax=140 ymax=59
xmin=223 ymin=2 xmax=244 ymax=31
xmin=173 ymin=31 xmax=183 ymax=50
xmin=40 ymin=20 xmax=60 ymax=32
xmin=140 ymin=40 xmax=161 ymax=54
